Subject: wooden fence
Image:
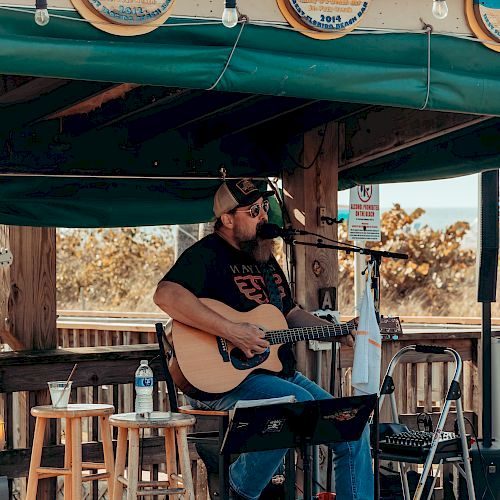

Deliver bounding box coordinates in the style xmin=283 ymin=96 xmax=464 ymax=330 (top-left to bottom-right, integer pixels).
xmin=0 ymin=318 xmax=482 ymax=499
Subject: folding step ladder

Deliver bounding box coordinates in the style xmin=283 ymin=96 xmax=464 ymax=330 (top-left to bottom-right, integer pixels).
xmin=378 ymin=344 xmax=476 ymax=500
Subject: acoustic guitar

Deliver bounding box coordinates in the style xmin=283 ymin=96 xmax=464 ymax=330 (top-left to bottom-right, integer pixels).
xmin=167 ymin=298 xmax=400 ymax=400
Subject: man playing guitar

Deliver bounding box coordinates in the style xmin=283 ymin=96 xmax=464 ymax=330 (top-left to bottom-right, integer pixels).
xmin=154 ymin=178 xmax=373 ymax=500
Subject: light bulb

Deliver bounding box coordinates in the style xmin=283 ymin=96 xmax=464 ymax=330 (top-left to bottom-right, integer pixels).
xmin=222 ymin=0 xmax=238 ymax=28
xmin=34 ymin=8 xmax=50 ymax=26
xmin=222 ymin=8 xmax=238 ymax=28
xmin=432 ymin=0 xmax=448 ymax=20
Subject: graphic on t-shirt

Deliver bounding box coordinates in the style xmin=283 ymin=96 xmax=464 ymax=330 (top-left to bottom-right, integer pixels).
xmin=234 ymin=272 xmax=286 ymax=305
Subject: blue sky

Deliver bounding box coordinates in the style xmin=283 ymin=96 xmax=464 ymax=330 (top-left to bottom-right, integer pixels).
xmin=338 ymin=174 xmax=478 ymax=209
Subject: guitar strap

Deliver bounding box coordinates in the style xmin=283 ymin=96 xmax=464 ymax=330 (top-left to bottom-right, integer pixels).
xmin=261 ymin=263 xmax=283 ymax=312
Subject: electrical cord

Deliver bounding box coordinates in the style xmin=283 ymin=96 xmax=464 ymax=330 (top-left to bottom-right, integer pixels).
xmin=461 ymin=416 xmax=496 ymax=500
xmin=286 ymin=123 xmax=328 ymax=170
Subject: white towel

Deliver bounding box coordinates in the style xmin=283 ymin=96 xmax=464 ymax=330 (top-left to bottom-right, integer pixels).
xmin=351 ymin=263 xmax=382 ymax=395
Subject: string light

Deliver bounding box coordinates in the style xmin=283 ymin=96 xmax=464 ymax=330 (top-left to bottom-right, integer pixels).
xmin=432 ymin=0 xmax=449 ymax=20
xmin=222 ymin=0 xmax=238 ymax=28
xmin=34 ymin=0 xmax=49 ymax=25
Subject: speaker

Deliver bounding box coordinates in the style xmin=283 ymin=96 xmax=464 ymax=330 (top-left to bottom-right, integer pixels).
xmin=477 ymin=169 xmax=499 ymax=303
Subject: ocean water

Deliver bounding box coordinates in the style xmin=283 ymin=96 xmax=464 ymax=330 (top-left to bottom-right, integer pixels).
xmin=339 ymin=206 xmax=478 ymax=247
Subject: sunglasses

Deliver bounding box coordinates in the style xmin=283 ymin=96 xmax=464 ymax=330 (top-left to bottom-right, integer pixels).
xmin=235 ymin=199 xmax=270 ymax=218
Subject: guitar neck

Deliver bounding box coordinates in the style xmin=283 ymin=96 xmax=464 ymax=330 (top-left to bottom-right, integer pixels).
xmin=264 ymin=322 xmax=354 ymax=345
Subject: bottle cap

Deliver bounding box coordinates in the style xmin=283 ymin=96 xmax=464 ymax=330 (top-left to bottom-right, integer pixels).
xmin=141 ymin=359 xmax=148 ymax=365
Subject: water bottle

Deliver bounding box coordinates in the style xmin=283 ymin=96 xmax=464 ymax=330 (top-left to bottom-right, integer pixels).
xmin=135 ymin=359 xmax=154 ymax=415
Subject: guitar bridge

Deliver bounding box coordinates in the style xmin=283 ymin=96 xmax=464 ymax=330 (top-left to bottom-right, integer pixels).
xmin=217 ymin=336 xmax=230 ymax=362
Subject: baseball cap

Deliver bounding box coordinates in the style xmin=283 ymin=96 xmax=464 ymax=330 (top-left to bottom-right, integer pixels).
xmin=213 ymin=178 xmax=274 ymax=218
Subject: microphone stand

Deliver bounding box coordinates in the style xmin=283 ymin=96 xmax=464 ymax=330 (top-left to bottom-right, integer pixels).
xmin=282 ymin=235 xmax=408 ymax=499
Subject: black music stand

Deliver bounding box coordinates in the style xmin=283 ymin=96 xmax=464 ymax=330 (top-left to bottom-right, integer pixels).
xmin=221 ymin=394 xmax=377 ymax=499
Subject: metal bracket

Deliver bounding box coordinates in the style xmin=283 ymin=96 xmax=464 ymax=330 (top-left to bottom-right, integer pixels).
xmin=308 ymin=340 xmax=332 ymax=351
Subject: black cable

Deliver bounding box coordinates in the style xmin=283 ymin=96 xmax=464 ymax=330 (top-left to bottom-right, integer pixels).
xmin=286 ymin=123 xmax=329 ymax=170
xmin=462 ymin=416 xmax=496 ymax=500
xmin=294 ymin=462 xmax=327 ymax=492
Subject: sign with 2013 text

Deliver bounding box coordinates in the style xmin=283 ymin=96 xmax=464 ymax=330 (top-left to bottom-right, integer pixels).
xmin=347 ymin=184 xmax=381 ymax=242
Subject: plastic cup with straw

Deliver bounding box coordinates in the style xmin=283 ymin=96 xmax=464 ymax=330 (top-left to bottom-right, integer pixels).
xmin=48 ymin=363 xmax=78 ymax=408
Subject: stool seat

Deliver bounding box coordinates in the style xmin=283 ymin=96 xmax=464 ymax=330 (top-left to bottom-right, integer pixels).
xmin=110 ymin=411 xmax=196 ymax=499
xmin=178 ymin=404 xmax=229 ymax=417
xmin=109 ymin=411 xmax=195 ymax=429
xmin=27 ymin=403 xmax=115 ymax=500
xmin=31 ymin=403 xmax=114 ymax=418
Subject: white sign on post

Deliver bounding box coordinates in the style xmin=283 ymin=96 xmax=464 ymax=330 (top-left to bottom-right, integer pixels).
xmin=348 ymin=185 xmax=381 ymax=242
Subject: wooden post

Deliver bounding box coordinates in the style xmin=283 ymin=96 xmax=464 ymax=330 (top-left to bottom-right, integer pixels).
xmin=283 ymin=123 xmax=339 ymax=380
xmin=283 ymin=123 xmax=340 ymax=493
xmin=0 ymin=225 xmax=57 ymax=499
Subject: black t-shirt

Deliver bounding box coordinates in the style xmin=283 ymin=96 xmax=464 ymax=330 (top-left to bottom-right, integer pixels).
xmin=161 ymin=233 xmax=296 ymax=375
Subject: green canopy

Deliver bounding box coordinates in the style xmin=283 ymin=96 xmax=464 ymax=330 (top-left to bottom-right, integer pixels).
xmin=1 ymin=10 xmax=500 ymax=114
xmin=0 ymin=9 xmax=499 ymax=227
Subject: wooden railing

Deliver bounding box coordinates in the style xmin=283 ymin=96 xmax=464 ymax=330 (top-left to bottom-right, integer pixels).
xmin=0 ymin=319 xmax=483 ymax=499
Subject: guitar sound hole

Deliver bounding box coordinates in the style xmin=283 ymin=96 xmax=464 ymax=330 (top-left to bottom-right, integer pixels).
xmin=230 ymin=347 xmax=270 ymax=370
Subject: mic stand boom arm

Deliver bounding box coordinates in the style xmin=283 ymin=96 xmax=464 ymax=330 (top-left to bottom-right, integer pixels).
xmin=283 ymin=238 xmax=408 ymax=261
xmin=284 ymin=237 xmax=407 ymax=500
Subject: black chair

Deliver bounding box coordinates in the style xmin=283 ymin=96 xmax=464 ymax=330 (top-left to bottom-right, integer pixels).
xmin=155 ymin=322 xmax=294 ymax=500
xmin=155 ymin=322 xmax=232 ymax=499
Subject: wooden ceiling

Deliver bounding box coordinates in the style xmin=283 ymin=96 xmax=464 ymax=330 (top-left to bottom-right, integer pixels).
xmin=0 ymin=74 xmax=495 ymax=180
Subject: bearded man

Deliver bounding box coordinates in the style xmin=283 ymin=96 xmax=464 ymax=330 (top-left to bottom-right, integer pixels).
xmin=154 ymin=178 xmax=373 ymax=500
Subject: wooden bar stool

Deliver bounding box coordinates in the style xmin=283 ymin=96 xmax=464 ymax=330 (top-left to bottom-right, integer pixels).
xmin=26 ymin=403 xmax=115 ymax=500
xmin=109 ymin=412 xmax=196 ymax=500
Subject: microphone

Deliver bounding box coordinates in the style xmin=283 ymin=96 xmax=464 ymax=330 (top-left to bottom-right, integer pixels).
xmin=257 ymin=223 xmax=303 ymax=240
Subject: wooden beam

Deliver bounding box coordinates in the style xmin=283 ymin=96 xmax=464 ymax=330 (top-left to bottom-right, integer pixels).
xmin=0 ymin=436 xmax=166 ymax=479
xmin=0 ymin=344 xmax=160 ymax=393
xmin=283 ymin=122 xmax=339 ymax=379
xmin=0 ymin=77 xmax=68 ymax=106
xmin=59 ymin=86 xmax=185 ymax=135
xmin=0 ymin=81 xmax=115 ymax=134
xmin=340 ymin=107 xmax=492 ymax=171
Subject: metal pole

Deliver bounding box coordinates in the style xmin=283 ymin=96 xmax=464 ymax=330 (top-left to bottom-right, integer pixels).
xmin=354 ymin=241 xmax=366 ymax=315
xmin=483 ymin=301 xmax=493 ymax=448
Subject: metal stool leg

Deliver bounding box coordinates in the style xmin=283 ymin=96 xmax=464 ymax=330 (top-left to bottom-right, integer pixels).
xmin=456 ymin=398 xmax=476 ymax=500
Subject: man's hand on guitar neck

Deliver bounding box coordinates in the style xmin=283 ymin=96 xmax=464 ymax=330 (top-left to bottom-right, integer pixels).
xmin=286 ymin=306 xmax=356 ymax=347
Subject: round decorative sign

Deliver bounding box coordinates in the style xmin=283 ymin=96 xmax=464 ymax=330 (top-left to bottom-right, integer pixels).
xmin=70 ymin=0 xmax=175 ymax=35
xmin=466 ymin=0 xmax=500 ymax=52
xmin=473 ymin=0 xmax=500 ymax=40
xmin=277 ymin=0 xmax=372 ymax=40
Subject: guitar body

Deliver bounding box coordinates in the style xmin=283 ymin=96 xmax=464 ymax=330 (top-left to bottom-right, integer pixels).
xmin=170 ymin=298 xmax=288 ymax=399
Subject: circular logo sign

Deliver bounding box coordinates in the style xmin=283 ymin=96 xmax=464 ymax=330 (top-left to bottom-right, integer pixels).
xmin=70 ymin=0 xmax=176 ymax=35
xmin=83 ymin=0 xmax=174 ymax=25
xmin=277 ymin=0 xmax=372 ymax=39
xmin=473 ymin=0 xmax=500 ymax=41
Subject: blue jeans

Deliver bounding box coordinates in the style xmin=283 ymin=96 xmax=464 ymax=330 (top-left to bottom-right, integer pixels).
xmin=188 ymin=371 xmax=373 ymax=500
